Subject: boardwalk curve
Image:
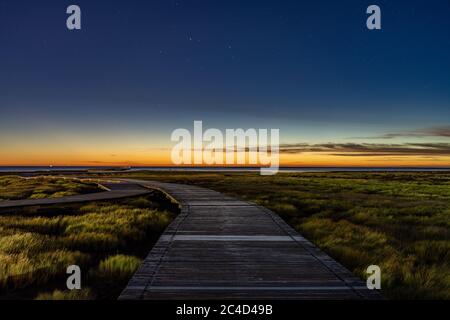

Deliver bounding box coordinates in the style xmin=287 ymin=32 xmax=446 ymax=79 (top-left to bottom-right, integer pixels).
xmin=120 ymin=179 xmax=381 ymax=300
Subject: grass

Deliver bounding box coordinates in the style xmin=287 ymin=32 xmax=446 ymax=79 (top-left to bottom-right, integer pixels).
xmin=97 ymin=171 xmax=450 ymax=299
xmin=35 ymin=288 xmax=95 ymax=300
xmin=93 ymin=255 xmax=142 ymax=280
xmin=1 ymin=171 xmax=448 ymax=299
xmin=0 ymin=176 xmax=101 ymax=201
xmin=0 ymin=190 xmax=178 ymax=300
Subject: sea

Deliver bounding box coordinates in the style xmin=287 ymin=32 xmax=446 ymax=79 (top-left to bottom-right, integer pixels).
xmin=0 ymin=166 xmax=449 ymax=173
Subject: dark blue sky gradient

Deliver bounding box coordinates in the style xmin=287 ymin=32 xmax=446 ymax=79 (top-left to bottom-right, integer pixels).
xmin=1 ymin=0 xmax=449 ymax=142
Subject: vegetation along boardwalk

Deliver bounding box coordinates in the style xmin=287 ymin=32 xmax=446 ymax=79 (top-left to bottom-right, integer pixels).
xmin=120 ymin=179 xmax=381 ymax=300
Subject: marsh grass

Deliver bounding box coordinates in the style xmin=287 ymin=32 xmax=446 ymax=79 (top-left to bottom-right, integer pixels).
xmin=103 ymin=171 xmax=450 ymax=299
xmin=92 ymin=255 xmax=141 ymax=281
xmin=35 ymin=288 xmax=95 ymax=300
xmin=0 ymin=190 xmax=177 ymax=299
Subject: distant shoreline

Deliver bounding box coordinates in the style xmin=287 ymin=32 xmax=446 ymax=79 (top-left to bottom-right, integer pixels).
xmin=1 ymin=166 xmax=450 ymax=173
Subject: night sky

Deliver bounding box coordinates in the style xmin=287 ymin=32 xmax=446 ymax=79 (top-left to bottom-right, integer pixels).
xmin=1 ymin=0 xmax=449 ymax=166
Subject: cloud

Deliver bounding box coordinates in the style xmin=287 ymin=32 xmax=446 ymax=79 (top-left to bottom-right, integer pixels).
xmin=354 ymin=126 xmax=450 ymax=139
xmin=279 ymin=142 xmax=450 ymax=157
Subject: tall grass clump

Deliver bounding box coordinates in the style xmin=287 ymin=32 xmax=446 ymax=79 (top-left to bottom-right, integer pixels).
xmin=94 ymin=254 xmax=141 ymax=280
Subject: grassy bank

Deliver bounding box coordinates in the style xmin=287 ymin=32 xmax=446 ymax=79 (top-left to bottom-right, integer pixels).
xmin=0 ymin=190 xmax=178 ymax=299
xmin=0 ymin=176 xmax=101 ymax=201
xmin=99 ymin=171 xmax=450 ymax=299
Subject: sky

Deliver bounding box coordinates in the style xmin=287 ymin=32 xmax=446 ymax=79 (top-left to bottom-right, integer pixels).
xmin=0 ymin=0 xmax=449 ymax=167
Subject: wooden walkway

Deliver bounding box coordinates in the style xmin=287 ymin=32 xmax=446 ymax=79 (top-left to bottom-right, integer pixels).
xmin=0 ymin=182 xmax=150 ymax=209
xmin=120 ymin=179 xmax=381 ymax=300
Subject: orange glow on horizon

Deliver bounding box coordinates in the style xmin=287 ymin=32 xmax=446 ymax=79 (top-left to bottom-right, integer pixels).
xmin=0 ymin=150 xmax=448 ymax=167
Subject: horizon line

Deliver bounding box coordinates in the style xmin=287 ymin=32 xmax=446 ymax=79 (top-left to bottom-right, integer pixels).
xmin=1 ymin=165 xmax=450 ymax=169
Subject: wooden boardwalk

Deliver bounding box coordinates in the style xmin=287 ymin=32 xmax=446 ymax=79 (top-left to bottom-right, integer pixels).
xmin=120 ymin=179 xmax=381 ymax=300
xmin=0 ymin=182 xmax=150 ymax=209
